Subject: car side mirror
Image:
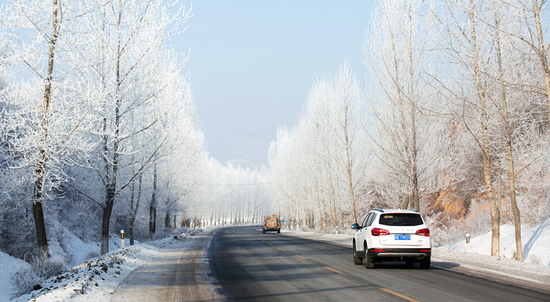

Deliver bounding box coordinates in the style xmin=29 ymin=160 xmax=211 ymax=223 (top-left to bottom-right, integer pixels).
xmin=351 ymin=223 xmax=359 ymax=230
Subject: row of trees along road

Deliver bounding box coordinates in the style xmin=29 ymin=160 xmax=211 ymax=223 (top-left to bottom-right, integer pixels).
xmin=0 ymin=0 xmax=203 ymax=260
xmin=267 ymin=0 xmax=550 ymax=262
xmin=2 ymin=0 xmax=550 ymax=265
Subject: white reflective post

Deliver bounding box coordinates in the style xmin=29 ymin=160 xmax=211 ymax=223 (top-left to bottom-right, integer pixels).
xmin=121 ymin=230 xmax=125 ymax=249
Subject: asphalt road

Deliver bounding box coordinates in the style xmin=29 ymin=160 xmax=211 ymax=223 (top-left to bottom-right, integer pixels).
xmin=209 ymin=225 xmax=550 ymax=302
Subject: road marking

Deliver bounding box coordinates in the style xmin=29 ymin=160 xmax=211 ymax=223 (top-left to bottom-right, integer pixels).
xmin=266 ymin=243 xmax=272 ymax=246
xmin=380 ymin=288 xmax=420 ymax=302
xmin=323 ymin=267 xmax=345 ymax=275
xmin=278 ymin=248 xmax=285 ymax=251
xmin=296 ymin=255 xmax=307 ymax=260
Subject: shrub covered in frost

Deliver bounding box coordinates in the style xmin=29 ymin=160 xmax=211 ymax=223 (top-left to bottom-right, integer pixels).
xmin=11 ymin=255 xmax=66 ymax=296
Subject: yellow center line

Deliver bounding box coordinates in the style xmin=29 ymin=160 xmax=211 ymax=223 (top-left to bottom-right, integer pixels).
xmin=380 ymin=288 xmax=420 ymax=302
xmin=296 ymin=255 xmax=307 ymax=260
xmin=266 ymin=243 xmax=271 ymax=246
xmin=323 ymin=266 xmax=345 ymax=275
xmin=278 ymin=247 xmax=285 ymax=251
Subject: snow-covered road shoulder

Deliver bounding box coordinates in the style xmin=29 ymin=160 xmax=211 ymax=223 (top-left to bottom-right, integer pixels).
xmin=10 ymin=229 xmax=204 ymax=302
xmin=432 ymin=248 xmax=550 ymax=293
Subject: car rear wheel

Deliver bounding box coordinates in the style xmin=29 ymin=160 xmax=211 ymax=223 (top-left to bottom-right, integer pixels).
xmin=364 ymin=242 xmax=375 ymax=269
xmin=420 ymin=256 xmax=431 ymax=269
xmin=352 ymin=241 xmax=363 ymax=265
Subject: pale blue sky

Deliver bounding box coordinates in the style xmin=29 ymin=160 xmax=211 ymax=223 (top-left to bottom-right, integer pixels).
xmin=1 ymin=0 xmax=375 ymax=168
xmin=180 ymin=1 xmax=374 ymax=167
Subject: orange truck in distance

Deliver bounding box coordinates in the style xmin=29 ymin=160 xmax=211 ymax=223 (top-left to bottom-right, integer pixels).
xmin=262 ymin=214 xmax=281 ymax=233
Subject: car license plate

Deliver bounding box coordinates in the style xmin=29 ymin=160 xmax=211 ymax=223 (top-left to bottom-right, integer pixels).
xmin=395 ymin=235 xmax=411 ymax=240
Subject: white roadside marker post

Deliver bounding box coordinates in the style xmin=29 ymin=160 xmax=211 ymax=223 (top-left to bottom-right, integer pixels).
xmin=121 ymin=230 xmax=125 ymax=249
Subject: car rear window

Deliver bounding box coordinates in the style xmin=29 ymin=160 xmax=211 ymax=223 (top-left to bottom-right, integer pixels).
xmin=378 ymin=213 xmax=423 ymax=226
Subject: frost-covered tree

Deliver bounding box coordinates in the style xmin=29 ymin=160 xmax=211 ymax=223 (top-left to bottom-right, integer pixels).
xmin=0 ymin=0 xmax=94 ymax=260
xmin=66 ymin=0 xmax=192 ymax=254
xmin=267 ymin=63 xmax=368 ymax=231
xmin=422 ymin=0 xmax=550 ymax=258
xmin=331 ymin=63 xmax=367 ymax=224
xmin=364 ymin=0 xmax=439 ymax=212
xmin=501 ymin=0 xmax=550 ymax=125
xmin=424 ymin=0 xmax=504 ymax=256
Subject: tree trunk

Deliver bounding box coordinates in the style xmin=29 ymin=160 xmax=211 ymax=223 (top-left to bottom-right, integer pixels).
xmin=129 ymin=174 xmax=142 ymax=246
xmin=321 ymin=197 xmax=327 ymax=233
xmin=100 ymin=2 xmax=123 ymax=255
xmin=507 ymin=142 xmax=523 ymax=261
xmin=495 ymin=13 xmax=523 ymax=261
xmin=531 ymin=0 xmax=550 ymax=125
xmin=129 ymin=178 xmax=135 ymax=246
xmin=338 ymin=196 xmax=344 ymax=229
xmin=341 ymin=98 xmax=359 ymax=224
xmin=469 ymin=0 xmax=500 ymax=257
xmin=101 ymin=185 xmax=115 ymax=255
xmin=129 ymin=219 xmax=135 ymax=246
xmin=149 ymin=162 xmax=157 ymax=239
xmin=483 ymin=137 xmax=501 ymax=257
xmin=402 ymin=196 xmax=410 ymax=209
xmin=32 ymin=199 xmax=49 ymax=260
xmin=329 ymin=195 xmax=335 ymax=227
xmin=165 ymin=212 xmax=170 ymax=228
xmin=31 ymin=0 xmax=61 ymax=261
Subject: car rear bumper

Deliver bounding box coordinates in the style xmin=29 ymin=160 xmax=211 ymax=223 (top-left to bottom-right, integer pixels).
xmin=368 ymin=248 xmax=431 ymax=260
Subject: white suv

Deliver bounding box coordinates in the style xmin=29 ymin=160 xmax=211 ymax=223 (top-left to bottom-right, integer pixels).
xmin=351 ymin=209 xmax=431 ymax=269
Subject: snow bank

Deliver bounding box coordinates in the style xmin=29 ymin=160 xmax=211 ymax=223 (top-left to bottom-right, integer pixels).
xmin=11 ymin=245 xmax=144 ymax=302
xmin=0 ymin=252 xmax=31 ymax=302
xmin=48 ymin=221 xmax=99 ymax=268
xmin=5 ymin=229 xmax=200 ymax=302
xmin=446 ymin=220 xmax=550 ymax=266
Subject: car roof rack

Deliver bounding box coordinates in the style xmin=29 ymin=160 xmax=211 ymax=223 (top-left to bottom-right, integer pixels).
xmin=373 ymin=208 xmax=420 ymax=213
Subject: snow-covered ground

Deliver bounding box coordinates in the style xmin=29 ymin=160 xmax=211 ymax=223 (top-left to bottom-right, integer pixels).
xmin=1 ymin=221 xmax=549 ymax=301
xmin=0 ymin=252 xmax=31 ymax=300
xmin=447 ymin=219 xmax=550 ymax=266
xmin=0 ymin=230 xmax=200 ymax=302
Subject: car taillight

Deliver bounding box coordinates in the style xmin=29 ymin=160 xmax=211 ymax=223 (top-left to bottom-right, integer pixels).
xmin=371 ymin=228 xmax=390 ymax=236
xmin=416 ymin=228 xmax=430 ymax=236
